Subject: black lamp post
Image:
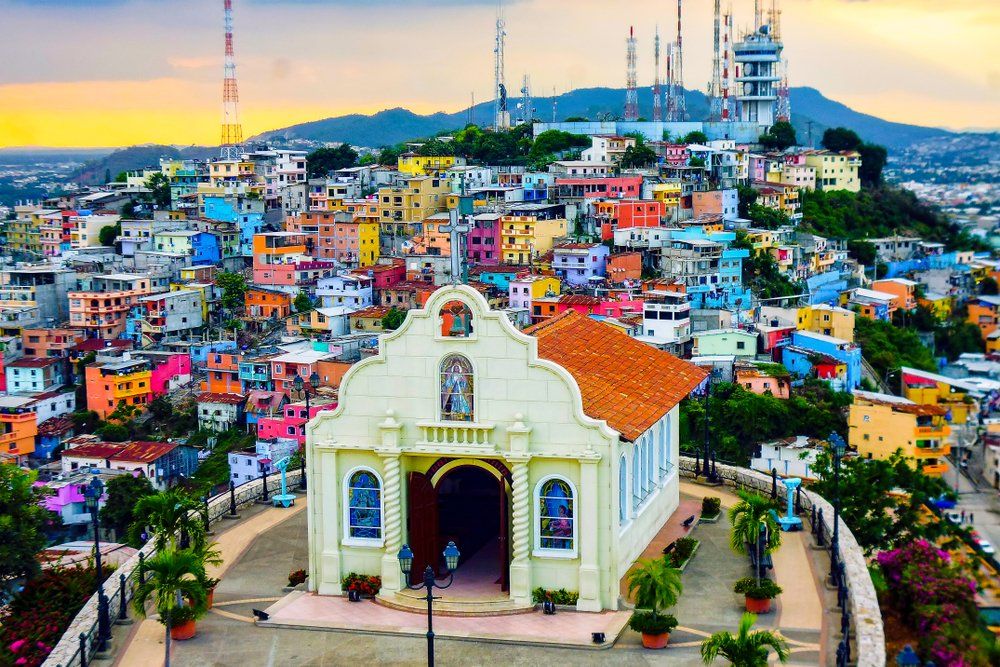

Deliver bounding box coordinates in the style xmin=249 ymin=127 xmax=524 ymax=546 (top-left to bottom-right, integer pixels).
xmin=703 ymin=368 xmax=722 ymax=483
xmin=398 ymin=541 xmax=461 ymax=667
xmin=828 ymin=432 xmax=847 ymax=582
xmin=84 ymin=477 xmax=112 ymax=653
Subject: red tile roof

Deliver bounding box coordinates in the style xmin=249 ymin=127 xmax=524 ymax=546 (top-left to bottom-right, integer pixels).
xmin=61 ymin=443 xmax=126 ymax=460
xmin=526 ymin=310 xmax=707 ymax=441
xmin=352 ymin=306 xmax=392 ymax=319
xmin=9 ymin=357 xmax=61 ymax=368
xmin=38 ymin=416 xmax=74 ymax=437
xmin=73 ymin=339 xmax=133 ymax=353
xmin=114 ymin=441 xmax=178 ymax=463
xmin=559 ymin=294 xmax=601 ymax=306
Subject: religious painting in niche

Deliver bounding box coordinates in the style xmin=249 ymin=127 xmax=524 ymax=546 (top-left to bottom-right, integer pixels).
xmin=440 ymin=354 xmax=474 ymax=422
xmin=538 ymin=478 xmax=574 ymax=550
xmin=440 ymin=300 xmax=473 ymax=338
xmin=347 ymin=470 xmax=382 ymax=539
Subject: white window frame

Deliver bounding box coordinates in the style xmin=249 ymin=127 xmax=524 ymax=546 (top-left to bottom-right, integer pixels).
xmin=619 ymin=453 xmax=629 ymax=527
xmin=659 ymin=416 xmax=671 ymax=481
xmin=533 ymin=475 xmax=578 ymax=559
xmin=342 ymin=466 xmax=385 ymax=548
xmin=632 ymin=448 xmax=642 ymax=511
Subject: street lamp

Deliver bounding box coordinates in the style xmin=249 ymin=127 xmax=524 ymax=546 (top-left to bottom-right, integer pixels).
xmin=398 ymin=541 xmax=461 ymax=667
xmin=828 ymin=432 xmax=847 ymax=583
xmin=702 ymin=368 xmax=722 ymax=483
xmin=83 ymin=477 xmax=112 ymax=653
xmin=292 ymin=370 xmax=321 ymax=412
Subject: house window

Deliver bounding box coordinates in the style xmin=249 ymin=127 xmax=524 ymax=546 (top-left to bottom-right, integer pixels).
xmin=659 ymin=417 xmax=670 ymax=479
xmin=440 ymin=354 xmax=474 ymax=422
xmin=632 ymin=449 xmax=642 ymax=511
xmin=535 ymin=476 xmax=576 ymax=555
xmin=343 ymin=468 xmax=383 ymax=545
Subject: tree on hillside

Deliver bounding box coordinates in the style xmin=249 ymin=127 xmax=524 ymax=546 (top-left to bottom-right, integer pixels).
xmin=99 ymin=224 xmax=121 ymax=247
xmin=981 ymin=277 xmax=999 ymax=296
xmin=377 ymin=145 xmax=403 ymax=166
xmin=758 ymin=121 xmax=797 ymax=150
xmin=854 ymin=316 xmax=936 ymax=381
xmin=0 ymin=465 xmax=54 ymax=593
xmin=858 ymin=143 xmax=888 ymax=188
xmin=847 ymin=240 xmax=877 ymax=267
xmin=737 ymin=185 xmax=758 ymax=218
xmin=747 ymin=204 xmax=789 ymax=230
xmin=563 ymin=116 xmax=589 ymax=122
xmin=821 ymin=127 xmax=862 ymax=152
xmin=216 ymin=271 xmax=248 ymax=315
xmin=306 ymin=145 xmax=358 ymax=178
xmin=620 ymin=143 xmax=659 ymax=169
xmin=293 ymin=292 xmax=313 ymax=313
xmin=145 ymin=172 xmax=172 ymax=209
xmin=683 ymin=131 xmax=708 ymax=144
xmin=100 ymin=474 xmax=156 ymax=543
xmin=381 ymin=307 xmax=406 ymax=331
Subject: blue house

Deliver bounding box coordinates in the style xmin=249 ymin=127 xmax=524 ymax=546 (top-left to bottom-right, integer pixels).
xmin=469 ymin=266 xmax=525 ymax=293
xmin=779 ymin=330 xmax=861 ymax=390
xmin=203 ymin=194 xmax=264 ymax=256
xmin=190 ymin=231 xmax=221 ymax=265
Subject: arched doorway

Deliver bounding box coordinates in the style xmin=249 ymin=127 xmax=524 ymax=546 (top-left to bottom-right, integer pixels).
xmin=406 ymin=463 xmax=509 ymax=598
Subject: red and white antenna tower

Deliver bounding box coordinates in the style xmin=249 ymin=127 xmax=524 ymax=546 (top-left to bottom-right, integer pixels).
xmin=772 ymin=1 xmax=790 ymax=122
xmin=722 ymin=6 xmax=734 ymax=121
xmin=708 ymin=0 xmax=723 ymax=121
xmin=665 ymin=42 xmax=675 ymax=123
xmin=624 ymin=26 xmax=639 ymax=121
xmin=674 ymin=0 xmax=687 ymax=121
xmin=220 ymin=0 xmax=243 ymax=160
xmin=652 ymin=27 xmax=663 ymax=123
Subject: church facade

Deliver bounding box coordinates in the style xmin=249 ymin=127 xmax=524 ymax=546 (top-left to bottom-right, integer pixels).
xmin=305 ymin=284 xmax=706 ymax=611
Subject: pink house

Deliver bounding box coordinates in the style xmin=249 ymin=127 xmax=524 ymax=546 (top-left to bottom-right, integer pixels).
xmin=734 ymin=365 xmax=791 ymax=399
xmin=559 ymin=295 xmax=644 ymax=319
xmin=256 ymin=398 xmax=338 ymax=445
xmin=352 ymin=259 xmax=405 ymax=290
xmin=140 ymin=352 xmax=193 ymax=397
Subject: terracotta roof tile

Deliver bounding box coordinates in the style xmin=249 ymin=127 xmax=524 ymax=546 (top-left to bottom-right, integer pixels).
xmin=527 ymin=310 xmax=707 ymax=441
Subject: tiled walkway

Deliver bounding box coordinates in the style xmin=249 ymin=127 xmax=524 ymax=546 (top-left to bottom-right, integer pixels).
xmin=113 ymin=485 xmax=831 ymax=666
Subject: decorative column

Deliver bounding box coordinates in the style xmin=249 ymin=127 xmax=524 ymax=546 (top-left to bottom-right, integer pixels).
xmin=506 ymin=414 xmax=532 ymax=605
xmin=378 ymin=410 xmax=404 ymax=595
xmin=316 ymin=447 xmax=341 ymax=595
xmin=577 ymin=451 xmax=603 ymax=612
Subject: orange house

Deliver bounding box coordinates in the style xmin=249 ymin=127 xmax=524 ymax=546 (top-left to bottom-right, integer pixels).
xmin=0 ymin=403 xmax=38 ymax=460
xmin=593 ymin=199 xmax=664 ymax=242
xmin=245 ymin=288 xmax=293 ymax=320
xmin=84 ymin=357 xmax=152 ymax=420
xmin=872 ymin=279 xmax=918 ymax=312
xmin=967 ymin=297 xmax=1000 ymax=338
xmin=607 ymin=252 xmax=643 ymax=284
xmin=202 ymin=352 xmax=243 ymax=394
xmin=21 ymin=328 xmax=86 ymax=358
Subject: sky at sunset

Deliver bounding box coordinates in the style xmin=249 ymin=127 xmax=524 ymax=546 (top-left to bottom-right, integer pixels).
xmin=1 ymin=0 xmax=998 ymax=148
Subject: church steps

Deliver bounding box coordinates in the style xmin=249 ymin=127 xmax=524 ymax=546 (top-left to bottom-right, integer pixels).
xmin=375 ymin=592 xmax=535 ymax=617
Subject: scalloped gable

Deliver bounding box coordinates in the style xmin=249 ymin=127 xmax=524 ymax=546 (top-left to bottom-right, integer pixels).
xmin=526 ymin=310 xmax=708 ymax=442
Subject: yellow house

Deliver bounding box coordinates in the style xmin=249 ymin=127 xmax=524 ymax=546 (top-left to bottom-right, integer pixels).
xmin=378 ymin=176 xmax=451 ymax=236
xmin=650 ymin=182 xmax=682 ymax=220
xmin=209 ymin=159 xmax=257 ymax=186
xmin=397 ymin=154 xmax=459 ymax=177
xmin=803 ymin=150 xmax=861 ymax=193
xmin=849 ymin=390 xmax=950 ymax=476
xmin=745 ymin=229 xmax=777 ymax=252
xmin=918 ymin=291 xmax=953 ymax=320
xmin=900 ymin=367 xmax=975 ymax=426
xmin=797 ymin=304 xmax=856 ymax=342
xmin=500 ymin=216 xmax=568 ymax=265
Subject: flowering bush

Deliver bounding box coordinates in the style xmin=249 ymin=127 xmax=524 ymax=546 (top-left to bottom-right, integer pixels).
xmin=0 ymin=565 xmax=100 ymax=667
xmin=287 ymin=569 xmax=307 ymax=587
xmin=341 ymin=573 xmax=381 ymax=598
xmin=876 ymin=539 xmax=989 ymax=666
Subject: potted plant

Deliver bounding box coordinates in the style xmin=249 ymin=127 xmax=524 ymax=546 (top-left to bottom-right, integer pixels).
xmin=733 ymin=578 xmax=782 ymax=614
xmin=133 ymin=550 xmax=208 ymax=650
xmin=128 ymin=489 xmax=207 ymax=552
xmin=728 ymin=490 xmax=781 ymax=587
xmin=700 ymin=612 xmax=789 ymax=666
xmin=626 ymin=557 xmax=683 ymax=649
xmin=701 ymin=497 xmax=722 ymax=521
xmin=192 ymin=541 xmax=222 ymax=609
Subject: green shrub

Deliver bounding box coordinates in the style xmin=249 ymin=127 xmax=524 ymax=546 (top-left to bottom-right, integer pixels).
xmin=664 ymin=537 xmax=699 ymax=568
xmin=701 ymin=497 xmax=722 ymax=517
xmin=733 ymin=577 xmax=782 ymax=600
xmin=531 ymin=587 xmax=579 ymax=605
xmin=628 ymin=610 xmax=678 ymax=635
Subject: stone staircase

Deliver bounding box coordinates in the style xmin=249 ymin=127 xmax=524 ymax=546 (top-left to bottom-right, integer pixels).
xmin=375 ymin=590 xmax=535 ymax=617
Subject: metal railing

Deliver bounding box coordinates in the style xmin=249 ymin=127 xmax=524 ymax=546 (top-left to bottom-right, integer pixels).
xmin=678 ymin=456 xmax=885 ymax=667
xmin=45 ymin=467 xmax=304 ymax=667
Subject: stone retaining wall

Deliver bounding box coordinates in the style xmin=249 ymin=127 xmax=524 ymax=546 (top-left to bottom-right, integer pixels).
xmin=678 ymin=457 xmax=885 ymax=666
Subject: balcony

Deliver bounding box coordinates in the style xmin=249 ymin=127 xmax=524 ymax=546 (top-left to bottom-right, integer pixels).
xmin=415 ymin=421 xmax=495 ymax=447
xmin=915 ymin=425 xmax=951 ymax=437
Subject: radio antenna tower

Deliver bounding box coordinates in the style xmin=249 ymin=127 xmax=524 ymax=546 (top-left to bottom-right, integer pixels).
xmin=708 ymin=0 xmax=723 ymax=121
xmin=624 ymin=26 xmax=639 ymax=121
xmin=518 ymin=74 xmax=533 ymax=125
xmin=674 ymin=0 xmax=687 ymax=121
xmin=722 ymin=7 xmax=734 ymax=121
xmin=552 ymin=87 xmax=558 ymax=123
xmin=652 ymin=27 xmax=663 ymax=122
xmin=493 ymin=0 xmax=509 ymax=131
xmin=771 ymin=1 xmax=790 ymax=122
xmin=665 ymin=42 xmax=675 ymax=122
xmin=220 ymin=0 xmax=243 ymax=160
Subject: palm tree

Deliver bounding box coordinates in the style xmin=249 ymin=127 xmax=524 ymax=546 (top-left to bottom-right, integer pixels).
xmin=700 ymin=613 xmax=790 ymax=666
xmin=129 ymin=488 xmax=206 ymax=553
xmin=627 ymin=557 xmax=683 ymax=614
xmin=132 ymin=549 xmax=209 ymax=666
xmin=729 ymin=490 xmax=781 ymax=584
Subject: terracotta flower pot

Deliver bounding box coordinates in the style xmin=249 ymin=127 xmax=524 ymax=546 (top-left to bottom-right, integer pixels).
xmin=641 ymin=632 xmax=670 ymax=649
xmin=745 ymin=596 xmax=772 ymax=614
xmin=207 ymin=587 xmax=215 ymax=609
xmin=170 ymin=619 xmax=197 ymax=641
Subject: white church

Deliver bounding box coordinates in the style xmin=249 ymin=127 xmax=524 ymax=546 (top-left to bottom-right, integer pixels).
xmin=305 ymin=284 xmax=705 ymax=612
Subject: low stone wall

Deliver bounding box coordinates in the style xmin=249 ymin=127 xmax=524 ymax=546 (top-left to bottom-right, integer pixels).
xmin=44 ymin=468 xmax=302 ymax=667
xmin=678 ymin=456 xmax=885 ymax=667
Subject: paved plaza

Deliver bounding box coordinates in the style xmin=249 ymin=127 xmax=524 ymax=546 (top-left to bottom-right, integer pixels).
xmin=112 ymin=483 xmax=835 ymax=666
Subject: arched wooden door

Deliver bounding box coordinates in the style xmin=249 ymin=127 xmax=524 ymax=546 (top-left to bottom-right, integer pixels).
xmin=406 ymin=471 xmax=438 ymax=586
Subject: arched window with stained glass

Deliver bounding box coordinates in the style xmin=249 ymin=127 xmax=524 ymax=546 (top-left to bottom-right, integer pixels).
xmin=440 ymin=354 xmax=474 ymax=422
xmin=619 ymin=454 xmax=629 ymax=524
xmin=343 ymin=468 xmax=383 ymax=545
xmin=536 ymin=476 xmax=576 ymax=555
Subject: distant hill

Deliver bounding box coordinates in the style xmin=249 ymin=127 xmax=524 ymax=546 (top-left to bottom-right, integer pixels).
xmin=69 ymin=145 xmax=217 ymax=186
xmin=253 ymin=86 xmax=952 ymax=151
